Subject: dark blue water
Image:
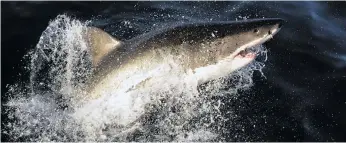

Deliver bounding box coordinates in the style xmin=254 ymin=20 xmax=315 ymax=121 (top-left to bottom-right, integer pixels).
xmin=2 ymin=1 xmax=346 ymax=141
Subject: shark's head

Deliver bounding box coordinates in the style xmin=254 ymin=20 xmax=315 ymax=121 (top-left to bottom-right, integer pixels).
xmin=146 ymin=18 xmax=284 ymax=84
xmin=207 ymin=18 xmax=283 ymax=71
xmin=157 ymin=18 xmax=283 ymax=72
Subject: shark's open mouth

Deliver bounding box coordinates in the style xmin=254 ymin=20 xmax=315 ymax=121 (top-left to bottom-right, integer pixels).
xmin=235 ymin=47 xmax=257 ymax=59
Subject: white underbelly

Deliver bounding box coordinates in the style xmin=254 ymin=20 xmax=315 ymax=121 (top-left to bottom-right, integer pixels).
xmin=193 ymin=55 xmax=255 ymax=85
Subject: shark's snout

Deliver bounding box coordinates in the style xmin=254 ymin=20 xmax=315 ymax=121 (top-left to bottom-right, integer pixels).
xmin=268 ymin=18 xmax=284 ymax=36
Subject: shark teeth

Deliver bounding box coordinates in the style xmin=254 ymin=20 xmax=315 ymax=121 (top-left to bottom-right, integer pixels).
xmin=237 ymin=47 xmax=257 ymax=58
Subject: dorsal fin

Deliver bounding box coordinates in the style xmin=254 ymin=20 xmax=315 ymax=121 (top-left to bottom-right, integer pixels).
xmin=84 ymin=27 xmax=122 ymax=67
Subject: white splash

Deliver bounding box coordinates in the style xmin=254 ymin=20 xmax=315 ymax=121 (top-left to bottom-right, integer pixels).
xmin=3 ymin=14 xmax=268 ymax=142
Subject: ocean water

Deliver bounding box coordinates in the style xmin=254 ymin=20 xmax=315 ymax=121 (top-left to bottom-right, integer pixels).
xmin=1 ymin=1 xmax=346 ymax=142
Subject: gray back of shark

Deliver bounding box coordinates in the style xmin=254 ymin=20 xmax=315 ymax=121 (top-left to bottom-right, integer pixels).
xmin=83 ymin=18 xmax=283 ymax=98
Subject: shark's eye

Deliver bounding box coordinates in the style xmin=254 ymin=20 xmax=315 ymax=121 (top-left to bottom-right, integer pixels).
xmin=254 ymin=29 xmax=259 ymax=33
xmin=268 ymin=30 xmax=272 ymax=35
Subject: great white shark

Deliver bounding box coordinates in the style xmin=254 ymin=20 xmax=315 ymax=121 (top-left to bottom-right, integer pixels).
xmin=81 ymin=18 xmax=283 ymax=99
